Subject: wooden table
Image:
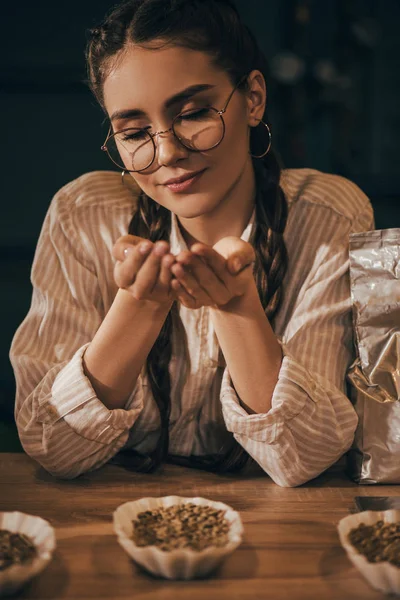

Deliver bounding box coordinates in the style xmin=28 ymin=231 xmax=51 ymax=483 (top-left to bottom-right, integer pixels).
xmin=0 ymin=453 xmax=398 ymax=599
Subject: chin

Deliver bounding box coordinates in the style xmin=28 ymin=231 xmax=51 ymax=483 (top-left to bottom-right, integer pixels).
xmin=174 ymin=195 xmax=222 ymax=219
xmin=154 ymin=189 xmax=219 ymax=218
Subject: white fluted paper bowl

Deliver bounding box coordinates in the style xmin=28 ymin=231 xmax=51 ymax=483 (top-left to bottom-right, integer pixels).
xmin=338 ymin=509 xmax=400 ymax=595
xmin=113 ymin=496 xmax=243 ymax=580
xmin=0 ymin=511 xmax=56 ymax=596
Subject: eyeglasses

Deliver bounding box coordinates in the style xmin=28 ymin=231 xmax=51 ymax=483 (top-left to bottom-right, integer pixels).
xmin=101 ymin=76 xmax=247 ymax=172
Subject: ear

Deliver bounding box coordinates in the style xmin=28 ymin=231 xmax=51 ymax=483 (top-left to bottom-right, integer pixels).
xmin=245 ymin=70 xmax=266 ymax=126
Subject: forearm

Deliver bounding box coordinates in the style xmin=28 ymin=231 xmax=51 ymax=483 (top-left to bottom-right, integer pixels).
xmin=83 ymin=289 xmax=172 ymax=409
xmin=210 ymin=282 xmax=282 ymax=414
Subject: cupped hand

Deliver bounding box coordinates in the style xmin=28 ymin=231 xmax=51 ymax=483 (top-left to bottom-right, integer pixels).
xmin=170 ymin=236 xmax=255 ymax=309
xmin=112 ymin=234 xmax=176 ymax=307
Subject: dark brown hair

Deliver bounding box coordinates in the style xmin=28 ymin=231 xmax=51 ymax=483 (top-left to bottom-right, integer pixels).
xmin=86 ymin=0 xmax=288 ymax=473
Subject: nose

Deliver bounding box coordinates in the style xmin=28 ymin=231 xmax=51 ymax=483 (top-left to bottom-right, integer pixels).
xmin=155 ymin=129 xmax=189 ymax=167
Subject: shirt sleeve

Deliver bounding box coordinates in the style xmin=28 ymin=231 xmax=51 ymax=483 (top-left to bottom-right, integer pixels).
xmin=10 ymin=187 xmax=144 ymax=479
xmin=220 ymin=187 xmax=375 ymax=487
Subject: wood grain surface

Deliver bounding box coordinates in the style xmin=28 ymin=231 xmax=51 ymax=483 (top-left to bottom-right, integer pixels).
xmin=0 ymin=453 xmax=398 ymax=600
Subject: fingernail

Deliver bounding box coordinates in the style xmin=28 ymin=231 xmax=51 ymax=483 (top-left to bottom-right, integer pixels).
xmin=163 ymin=255 xmax=175 ymax=267
xmin=233 ymin=258 xmax=242 ymax=273
xmin=153 ymin=243 xmax=167 ymax=256
xmin=123 ymin=247 xmax=134 ymax=259
xmin=139 ymin=242 xmax=152 ymax=254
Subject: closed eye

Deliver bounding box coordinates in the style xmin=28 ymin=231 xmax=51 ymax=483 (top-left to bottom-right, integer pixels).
xmin=118 ymin=127 xmax=151 ymax=142
xmin=178 ymin=108 xmax=212 ymax=121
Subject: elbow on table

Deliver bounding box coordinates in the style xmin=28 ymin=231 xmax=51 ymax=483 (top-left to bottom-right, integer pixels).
xmin=268 ymin=423 xmax=356 ymax=488
xmin=43 ymin=461 xmax=92 ymax=480
xmin=269 ymin=470 xmax=313 ymax=488
xmin=267 ymin=455 xmax=346 ymax=488
xmin=15 ymin=427 xmax=81 ymax=481
xmin=22 ymin=446 xmax=91 ymax=480
xmin=15 ymin=410 xmax=117 ymax=480
xmin=17 ymin=436 xmax=98 ymax=480
xmin=40 ymin=467 xmax=81 ymax=480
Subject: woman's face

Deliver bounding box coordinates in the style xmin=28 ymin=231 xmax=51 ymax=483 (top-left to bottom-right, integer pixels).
xmin=103 ymin=44 xmax=264 ymax=220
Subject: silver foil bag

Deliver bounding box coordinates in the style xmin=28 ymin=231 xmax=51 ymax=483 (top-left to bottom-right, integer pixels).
xmin=347 ymin=228 xmax=400 ymax=483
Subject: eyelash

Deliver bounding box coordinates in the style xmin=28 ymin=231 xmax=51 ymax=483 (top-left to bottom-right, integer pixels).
xmin=120 ymin=107 xmax=213 ymax=140
xmin=178 ymin=107 xmax=210 ymax=120
xmin=121 ymin=130 xmax=149 ymax=141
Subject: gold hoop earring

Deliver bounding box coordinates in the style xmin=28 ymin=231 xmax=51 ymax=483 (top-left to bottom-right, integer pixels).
xmin=121 ymin=170 xmax=127 ymax=186
xmin=250 ymin=120 xmax=272 ymax=159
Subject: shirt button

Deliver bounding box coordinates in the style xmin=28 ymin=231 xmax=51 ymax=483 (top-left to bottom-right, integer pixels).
xmin=47 ymin=405 xmax=59 ymax=419
xmin=308 ymin=381 xmax=318 ymax=396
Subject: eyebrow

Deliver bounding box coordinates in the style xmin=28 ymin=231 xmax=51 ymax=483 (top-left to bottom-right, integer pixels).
xmin=110 ymin=83 xmax=216 ymax=123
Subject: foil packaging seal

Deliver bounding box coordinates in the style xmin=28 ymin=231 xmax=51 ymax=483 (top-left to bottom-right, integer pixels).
xmin=346 ymin=228 xmax=400 ymax=484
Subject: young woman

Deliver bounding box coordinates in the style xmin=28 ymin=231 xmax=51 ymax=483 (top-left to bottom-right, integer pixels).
xmin=10 ymin=0 xmax=374 ymax=486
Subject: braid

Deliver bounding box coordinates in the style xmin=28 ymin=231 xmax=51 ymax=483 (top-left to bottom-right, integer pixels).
xmin=251 ymin=152 xmax=289 ymax=323
xmin=87 ymin=0 xmax=290 ymax=474
xmin=114 ymin=191 xmax=175 ymax=472
xmin=200 ymin=150 xmax=289 ymax=474
xmin=115 ymin=150 xmax=288 ymax=475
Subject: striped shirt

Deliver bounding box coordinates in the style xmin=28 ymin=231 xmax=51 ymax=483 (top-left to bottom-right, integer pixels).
xmin=10 ymin=168 xmax=374 ymax=486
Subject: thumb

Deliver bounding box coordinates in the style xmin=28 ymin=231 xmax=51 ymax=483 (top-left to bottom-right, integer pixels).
xmin=227 ymin=252 xmax=255 ymax=275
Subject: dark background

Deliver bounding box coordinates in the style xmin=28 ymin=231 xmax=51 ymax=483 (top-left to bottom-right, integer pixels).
xmin=1 ymin=0 xmax=400 ymax=448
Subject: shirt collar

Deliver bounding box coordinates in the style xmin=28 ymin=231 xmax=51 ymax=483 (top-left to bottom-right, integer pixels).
xmin=169 ymin=208 xmax=255 ymax=254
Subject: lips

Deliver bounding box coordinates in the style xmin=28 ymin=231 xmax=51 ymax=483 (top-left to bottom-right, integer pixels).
xmin=162 ymin=169 xmax=206 ymax=186
xmin=161 ymin=169 xmax=207 ymax=194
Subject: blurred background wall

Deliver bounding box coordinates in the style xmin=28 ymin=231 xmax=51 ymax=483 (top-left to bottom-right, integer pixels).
xmin=1 ymin=0 xmax=399 ymax=446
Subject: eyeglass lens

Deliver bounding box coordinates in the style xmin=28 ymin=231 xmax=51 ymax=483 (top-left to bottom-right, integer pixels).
xmin=106 ymin=107 xmax=224 ymax=172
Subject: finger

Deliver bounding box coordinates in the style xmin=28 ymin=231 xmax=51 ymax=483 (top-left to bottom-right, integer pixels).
xmin=159 ymin=253 xmax=175 ymax=287
xmin=171 ymin=279 xmax=198 ymax=309
xmin=171 ymin=262 xmax=216 ymax=306
xmin=132 ymin=241 xmax=169 ymax=298
xmin=114 ymin=242 xmax=153 ymax=288
xmin=190 ymin=244 xmax=242 ymax=297
xmin=227 ymin=253 xmax=255 ymax=276
xmin=174 ymin=249 xmax=194 ymax=266
xmin=226 ymin=243 xmax=256 ymax=276
xmin=175 ymin=255 xmax=230 ymax=305
xmin=113 ymin=234 xmax=151 ymax=261
xmin=190 ymin=244 xmax=228 ymax=284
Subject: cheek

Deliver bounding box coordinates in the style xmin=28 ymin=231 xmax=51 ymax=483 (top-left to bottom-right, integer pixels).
xmin=129 ymin=174 xmax=174 ymax=211
xmin=129 ymin=173 xmax=155 ymax=197
xmin=231 ymin=118 xmax=250 ymax=154
xmin=213 ymin=120 xmax=250 ymax=171
xmin=128 ymin=119 xmax=250 ymax=202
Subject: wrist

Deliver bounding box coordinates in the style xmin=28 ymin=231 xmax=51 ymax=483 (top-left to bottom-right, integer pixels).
xmin=117 ymin=288 xmax=173 ymax=318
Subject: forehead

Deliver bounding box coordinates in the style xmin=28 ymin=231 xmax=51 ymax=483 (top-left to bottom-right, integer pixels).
xmin=103 ymin=45 xmax=229 ymax=115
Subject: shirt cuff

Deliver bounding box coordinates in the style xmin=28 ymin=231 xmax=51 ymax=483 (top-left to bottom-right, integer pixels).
xmin=220 ymin=345 xmax=320 ymax=444
xmin=37 ymin=343 xmax=144 ymax=444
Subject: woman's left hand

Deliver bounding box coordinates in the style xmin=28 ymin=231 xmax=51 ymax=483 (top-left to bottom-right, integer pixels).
xmin=170 ymin=236 xmax=255 ymax=309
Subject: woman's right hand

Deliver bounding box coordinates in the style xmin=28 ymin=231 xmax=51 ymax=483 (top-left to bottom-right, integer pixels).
xmin=112 ymin=235 xmax=176 ymax=307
